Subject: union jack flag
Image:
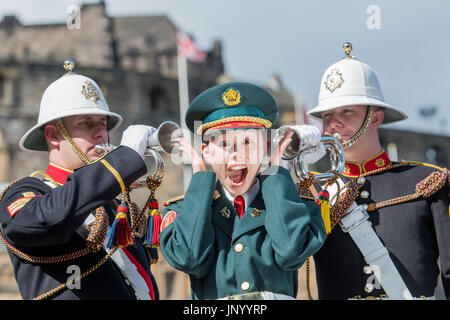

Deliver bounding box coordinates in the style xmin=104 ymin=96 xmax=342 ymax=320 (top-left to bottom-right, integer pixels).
xmin=176 ymin=30 xmax=207 ymax=62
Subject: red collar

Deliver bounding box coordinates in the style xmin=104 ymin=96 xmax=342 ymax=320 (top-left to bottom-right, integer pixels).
xmin=46 ymin=163 xmax=74 ymax=185
xmin=342 ymin=150 xmax=391 ymax=177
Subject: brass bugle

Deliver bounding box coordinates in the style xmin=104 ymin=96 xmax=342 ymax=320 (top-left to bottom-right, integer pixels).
xmin=95 ymin=121 xmax=183 ymax=188
xmin=95 ymin=120 xmax=183 ymax=157
xmin=272 ymin=125 xmax=303 ymax=160
xmin=147 ymin=120 xmax=183 ymax=155
xmin=293 ymin=135 xmax=345 ymax=181
xmin=272 ymin=125 xmax=345 ymax=181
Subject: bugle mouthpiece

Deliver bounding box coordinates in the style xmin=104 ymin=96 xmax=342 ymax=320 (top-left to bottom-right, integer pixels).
xmin=333 ymin=132 xmax=343 ymax=141
xmin=94 ymin=143 xmax=115 ymax=155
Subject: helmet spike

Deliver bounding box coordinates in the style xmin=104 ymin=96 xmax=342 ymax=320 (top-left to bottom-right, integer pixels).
xmin=63 ymin=59 xmax=75 ymax=75
xmin=342 ymin=42 xmax=355 ymax=59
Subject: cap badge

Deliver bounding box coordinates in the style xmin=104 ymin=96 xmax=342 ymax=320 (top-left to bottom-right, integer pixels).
xmin=325 ymin=68 xmax=345 ymax=93
xmin=81 ymin=80 xmax=100 ymax=103
xmin=222 ymin=88 xmax=241 ymax=106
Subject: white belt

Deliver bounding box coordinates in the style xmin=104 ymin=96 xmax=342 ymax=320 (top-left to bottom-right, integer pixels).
xmin=218 ymin=291 xmax=295 ymax=300
xmin=341 ymin=202 xmax=414 ymax=300
xmin=348 ymin=295 xmax=435 ymax=300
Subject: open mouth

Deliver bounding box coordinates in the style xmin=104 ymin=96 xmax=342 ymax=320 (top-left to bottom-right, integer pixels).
xmin=228 ymin=165 xmax=248 ymax=187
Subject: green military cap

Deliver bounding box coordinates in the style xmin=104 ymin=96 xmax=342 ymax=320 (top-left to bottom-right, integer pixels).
xmin=185 ymin=82 xmax=278 ymax=135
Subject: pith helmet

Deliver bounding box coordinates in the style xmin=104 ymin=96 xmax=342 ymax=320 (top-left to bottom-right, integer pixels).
xmin=308 ymin=42 xmax=407 ymax=124
xmin=20 ymin=59 xmax=122 ymax=151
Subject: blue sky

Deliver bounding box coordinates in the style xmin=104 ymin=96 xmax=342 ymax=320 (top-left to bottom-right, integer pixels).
xmin=1 ymin=0 xmax=449 ymax=136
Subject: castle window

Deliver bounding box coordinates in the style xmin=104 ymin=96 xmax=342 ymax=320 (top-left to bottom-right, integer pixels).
xmin=149 ymin=87 xmax=168 ymax=112
xmin=0 ymin=75 xmax=4 ymax=100
xmin=425 ymin=147 xmax=438 ymax=164
xmin=387 ymin=142 xmax=398 ymax=162
xmin=0 ymin=74 xmax=13 ymax=108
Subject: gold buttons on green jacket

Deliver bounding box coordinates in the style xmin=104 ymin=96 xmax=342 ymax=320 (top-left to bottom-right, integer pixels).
xmin=241 ymin=281 xmax=250 ymax=291
xmin=234 ymin=243 xmax=244 ymax=253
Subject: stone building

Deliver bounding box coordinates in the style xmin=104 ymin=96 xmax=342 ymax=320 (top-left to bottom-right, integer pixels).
xmin=0 ymin=1 xmax=225 ymax=181
xmin=379 ymin=128 xmax=449 ymax=168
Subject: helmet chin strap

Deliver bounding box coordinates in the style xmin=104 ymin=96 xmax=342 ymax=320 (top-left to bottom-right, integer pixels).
xmin=55 ymin=118 xmax=91 ymax=165
xmin=341 ymin=106 xmax=374 ymax=150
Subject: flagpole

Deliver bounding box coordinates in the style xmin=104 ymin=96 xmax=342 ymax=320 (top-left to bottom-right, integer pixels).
xmin=177 ymin=51 xmax=192 ymax=191
xmin=294 ymin=93 xmax=304 ymax=125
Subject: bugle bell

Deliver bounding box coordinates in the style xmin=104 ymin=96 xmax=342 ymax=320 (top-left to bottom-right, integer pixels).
xmin=147 ymin=120 xmax=183 ymax=155
xmin=272 ymin=125 xmax=303 ymax=160
xmin=272 ymin=125 xmax=345 ymax=181
xmin=293 ymin=135 xmax=345 ymax=181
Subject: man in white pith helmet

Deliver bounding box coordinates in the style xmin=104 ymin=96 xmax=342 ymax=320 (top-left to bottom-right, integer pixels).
xmin=302 ymin=43 xmax=449 ymax=300
xmin=0 ymin=60 xmax=159 ymax=300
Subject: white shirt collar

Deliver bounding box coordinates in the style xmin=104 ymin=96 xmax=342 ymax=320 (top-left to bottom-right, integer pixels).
xmin=222 ymin=178 xmax=260 ymax=211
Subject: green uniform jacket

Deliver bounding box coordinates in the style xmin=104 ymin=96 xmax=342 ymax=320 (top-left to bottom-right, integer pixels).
xmin=160 ymin=166 xmax=326 ymax=299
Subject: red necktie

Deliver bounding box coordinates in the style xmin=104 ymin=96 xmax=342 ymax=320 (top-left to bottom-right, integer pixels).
xmin=234 ymin=196 xmax=245 ymax=219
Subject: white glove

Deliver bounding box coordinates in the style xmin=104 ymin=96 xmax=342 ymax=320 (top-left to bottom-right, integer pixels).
xmin=294 ymin=124 xmax=321 ymax=149
xmin=120 ymin=125 xmax=157 ymax=159
xmin=293 ymin=125 xmax=326 ymax=164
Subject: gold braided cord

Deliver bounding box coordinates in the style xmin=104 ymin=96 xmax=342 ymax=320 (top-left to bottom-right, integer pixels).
xmin=33 ymin=249 xmax=116 ymax=300
xmin=366 ymin=167 xmax=449 ymax=212
xmin=196 ymin=116 xmax=272 ymax=135
xmin=0 ymin=180 xmax=111 ymax=299
xmin=1 ymin=122 xmax=161 ymax=299
xmin=55 ymin=119 xmax=90 ymax=164
xmin=401 ymin=160 xmax=445 ymax=172
xmin=85 ymin=206 xmax=109 ymax=252
xmin=300 ymin=162 xmax=449 ymax=298
xmin=305 ymin=257 xmax=314 ymax=300
xmin=333 ymin=163 xmax=448 ymax=218
xmin=341 ymin=106 xmax=374 ymax=150
xmin=119 ymin=190 xmax=145 ymax=237
xmin=0 ymin=182 xmax=104 ymax=262
xmin=297 ymin=172 xmax=318 ymax=198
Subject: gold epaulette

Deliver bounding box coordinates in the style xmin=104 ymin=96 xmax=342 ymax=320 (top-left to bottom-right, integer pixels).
xmin=163 ymin=195 xmax=185 ymax=206
xmin=365 ymin=164 xmax=449 ymax=214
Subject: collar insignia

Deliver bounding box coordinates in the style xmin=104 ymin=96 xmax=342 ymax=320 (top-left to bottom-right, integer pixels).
xmin=219 ymin=207 xmax=231 ymax=219
xmin=250 ymin=208 xmax=261 ymax=217
xmin=22 ymin=192 xmax=36 ymax=198
xmin=375 ymin=158 xmax=385 ymax=167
